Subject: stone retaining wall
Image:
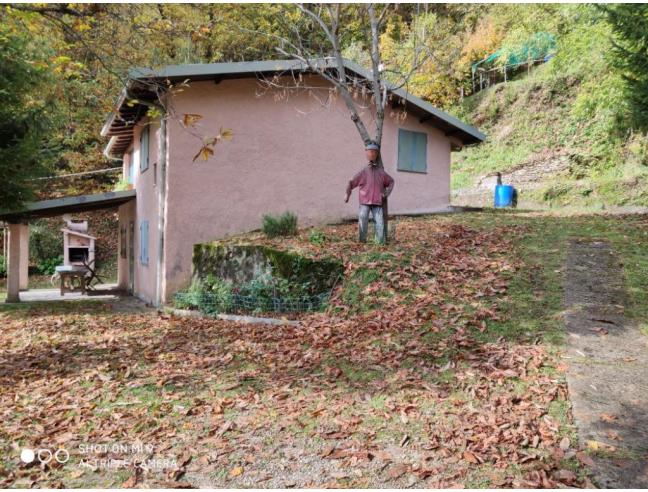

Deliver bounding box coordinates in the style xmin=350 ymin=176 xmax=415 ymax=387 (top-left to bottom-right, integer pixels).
xmin=192 ymin=243 xmax=344 ymax=292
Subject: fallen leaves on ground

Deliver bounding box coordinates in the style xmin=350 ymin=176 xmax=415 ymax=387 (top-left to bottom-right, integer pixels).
xmin=0 ymin=217 xmax=590 ymax=488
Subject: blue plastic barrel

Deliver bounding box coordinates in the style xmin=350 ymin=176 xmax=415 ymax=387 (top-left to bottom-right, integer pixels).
xmin=494 ymin=184 xmax=515 ymax=208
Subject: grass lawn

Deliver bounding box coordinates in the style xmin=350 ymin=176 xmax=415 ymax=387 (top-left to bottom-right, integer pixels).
xmin=1 ymin=211 xmax=647 ymax=488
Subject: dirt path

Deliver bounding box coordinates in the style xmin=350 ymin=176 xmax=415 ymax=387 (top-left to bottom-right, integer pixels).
xmin=563 ymin=239 xmax=648 ymax=487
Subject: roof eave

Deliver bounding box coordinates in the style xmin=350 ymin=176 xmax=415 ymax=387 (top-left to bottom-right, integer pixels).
xmin=340 ymin=59 xmax=486 ymax=145
xmin=103 ymin=136 xmax=118 ymax=159
xmin=101 ymin=89 xmax=129 ymax=137
xmin=101 ymin=85 xmax=148 ymax=158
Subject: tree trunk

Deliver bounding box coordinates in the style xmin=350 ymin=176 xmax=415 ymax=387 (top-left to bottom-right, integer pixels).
xmin=279 ymin=4 xmax=393 ymax=243
xmin=367 ymin=4 xmax=388 ymax=244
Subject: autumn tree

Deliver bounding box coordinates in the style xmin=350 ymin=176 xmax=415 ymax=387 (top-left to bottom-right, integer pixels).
xmin=0 ymin=24 xmax=59 ymax=212
xmin=602 ymin=4 xmax=648 ymax=130
xmin=1 ymin=4 xmax=284 ymax=196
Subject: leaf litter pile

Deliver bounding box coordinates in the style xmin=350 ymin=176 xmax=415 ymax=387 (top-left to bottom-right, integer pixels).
xmin=0 ymin=216 xmax=591 ymax=487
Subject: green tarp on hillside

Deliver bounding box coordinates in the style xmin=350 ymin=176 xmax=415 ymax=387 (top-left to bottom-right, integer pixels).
xmin=472 ymin=32 xmax=557 ymax=73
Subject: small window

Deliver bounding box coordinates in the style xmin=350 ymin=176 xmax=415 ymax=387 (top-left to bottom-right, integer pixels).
xmin=140 ymin=220 xmax=149 ymax=266
xmin=397 ymin=129 xmax=427 ymax=173
xmin=140 ymin=126 xmax=149 ymax=173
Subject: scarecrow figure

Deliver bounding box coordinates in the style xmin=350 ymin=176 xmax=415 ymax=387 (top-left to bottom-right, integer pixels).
xmin=345 ymin=141 xmax=395 ymax=244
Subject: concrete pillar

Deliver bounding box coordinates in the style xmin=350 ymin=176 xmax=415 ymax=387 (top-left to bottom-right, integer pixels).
xmin=6 ymin=223 xmax=21 ymax=302
xmin=19 ymin=224 xmax=29 ymax=290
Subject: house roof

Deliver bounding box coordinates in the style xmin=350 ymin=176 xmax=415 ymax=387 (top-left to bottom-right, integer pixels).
xmin=0 ymin=189 xmax=135 ymax=223
xmin=101 ymin=58 xmax=486 ymax=157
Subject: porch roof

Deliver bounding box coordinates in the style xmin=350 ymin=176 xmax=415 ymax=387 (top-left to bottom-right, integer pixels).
xmin=0 ymin=189 xmax=135 ymax=223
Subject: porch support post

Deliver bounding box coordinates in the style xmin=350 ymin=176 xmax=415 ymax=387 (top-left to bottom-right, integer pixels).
xmin=19 ymin=223 xmax=29 ymax=290
xmin=6 ymin=223 xmax=21 ymax=302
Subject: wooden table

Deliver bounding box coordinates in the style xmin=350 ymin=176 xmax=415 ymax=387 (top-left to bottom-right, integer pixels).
xmin=55 ymin=265 xmax=89 ymax=296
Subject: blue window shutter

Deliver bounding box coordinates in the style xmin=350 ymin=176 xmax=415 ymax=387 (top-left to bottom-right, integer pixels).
xmin=413 ymin=131 xmax=428 ymax=172
xmin=140 ymin=220 xmax=149 ymax=266
xmin=398 ymin=129 xmax=412 ymax=171
xmin=140 ymin=126 xmax=149 ymax=172
xmin=397 ymin=129 xmax=427 ymax=172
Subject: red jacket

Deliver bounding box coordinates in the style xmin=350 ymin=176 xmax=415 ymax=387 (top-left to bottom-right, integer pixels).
xmin=347 ymin=164 xmax=395 ymax=205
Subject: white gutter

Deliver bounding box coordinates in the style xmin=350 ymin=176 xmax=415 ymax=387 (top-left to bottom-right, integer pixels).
xmin=102 ymin=136 xmax=119 ymax=160
xmin=100 ymin=89 xmax=128 ymax=137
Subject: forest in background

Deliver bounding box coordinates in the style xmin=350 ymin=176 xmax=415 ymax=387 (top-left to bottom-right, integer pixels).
xmin=1 ymin=3 xmax=646 ymax=211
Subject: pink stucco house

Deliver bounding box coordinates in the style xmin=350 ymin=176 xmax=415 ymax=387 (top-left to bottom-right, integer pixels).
xmin=100 ymin=59 xmax=484 ymax=306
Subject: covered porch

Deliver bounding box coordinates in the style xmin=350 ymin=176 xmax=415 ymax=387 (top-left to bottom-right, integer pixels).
xmin=0 ymin=190 xmax=135 ymax=302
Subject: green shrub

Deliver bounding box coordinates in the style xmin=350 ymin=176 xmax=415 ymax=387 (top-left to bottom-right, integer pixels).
xmin=0 ymin=255 xmax=6 ymax=277
xmin=308 ymin=229 xmax=327 ymax=245
xmin=174 ymin=280 xmax=204 ymax=310
xmin=37 ymin=255 xmax=63 ymax=275
xmin=233 ymin=273 xmax=321 ymax=313
xmin=114 ymin=178 xmax=132 ymax=191
xmin=174 ymin=275 xmax=233 ymax=314
xmin=29 ymin=220 xmax=62 ymax=266
xmin=542 ymin=183 xmax=572 ymax=202
xmin=176 ymin=270 xmax=328 ymax=315
xmin=201 ymin=274 xmax=234 ymax=314
xmin=262 ymin=211 xmax=298 ymax=238
xmin=239 ymin=273 xmax=293 ymax=296
xmin=236 ymin=273 xmax=277 ymax=312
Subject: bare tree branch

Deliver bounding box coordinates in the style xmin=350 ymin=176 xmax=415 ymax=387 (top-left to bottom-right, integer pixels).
xmin=377 ymin=3 xmax=392 ymax=27
xmin=228 ymin=3 xmax=424 ymax=149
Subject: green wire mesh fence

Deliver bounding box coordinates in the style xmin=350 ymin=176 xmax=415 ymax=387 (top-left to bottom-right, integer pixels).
xmin=174 ymin=289 xmax=333 ymax=315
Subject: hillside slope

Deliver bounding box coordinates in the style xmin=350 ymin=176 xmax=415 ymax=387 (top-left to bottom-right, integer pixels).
xmin=450 ymin=62 xmax=648 ymax=210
